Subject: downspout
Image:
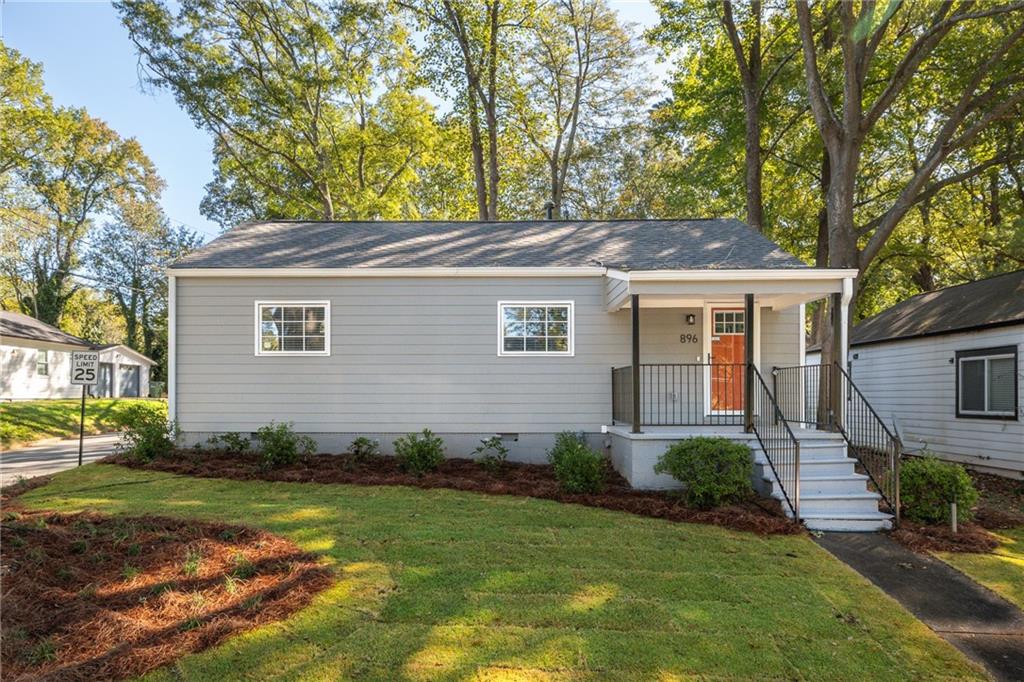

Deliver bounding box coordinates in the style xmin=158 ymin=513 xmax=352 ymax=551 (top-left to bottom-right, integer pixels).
xmin=168 ymin=275 xmax=177 ymax=427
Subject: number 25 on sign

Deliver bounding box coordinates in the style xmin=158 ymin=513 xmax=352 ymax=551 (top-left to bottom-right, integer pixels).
xmin=70 ymin=351 xmax=100 ymax=466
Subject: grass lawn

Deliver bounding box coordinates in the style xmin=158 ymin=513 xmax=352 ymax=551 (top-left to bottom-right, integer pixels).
xmin=17 ymin=464 xmax=983 ymax=681
xmin=0 ymin=398 xmax=165 ymax=448
xmin=939 ymin=527 xmax=1024 ymax=611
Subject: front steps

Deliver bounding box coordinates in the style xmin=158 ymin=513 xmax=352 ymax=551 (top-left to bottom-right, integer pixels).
xmin=752 ymin=432 xmax=894 ymax=532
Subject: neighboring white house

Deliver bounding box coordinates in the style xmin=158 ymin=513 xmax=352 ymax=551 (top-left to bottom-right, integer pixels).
xmin=1 ymin=311 xmax=155 ymax=400
xmin=807 ymin=270 xmax=1023 ymax=479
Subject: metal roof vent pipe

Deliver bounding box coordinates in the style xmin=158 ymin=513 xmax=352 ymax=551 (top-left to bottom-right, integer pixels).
xmin=544 ymin=201 xmax=555 ymax=220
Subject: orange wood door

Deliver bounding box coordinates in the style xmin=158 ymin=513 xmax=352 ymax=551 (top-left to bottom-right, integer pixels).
xmin=710 ymin=308 xmax=745 ymax=411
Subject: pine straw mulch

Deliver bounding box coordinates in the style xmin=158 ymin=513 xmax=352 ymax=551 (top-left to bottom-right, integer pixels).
xmin=0 ymin=508 xmax=334 ymax=681
xmin=104 ymin=449 xmax=801 ymax=536
xmin=890 ymin=470 xmax=1024 ymax=554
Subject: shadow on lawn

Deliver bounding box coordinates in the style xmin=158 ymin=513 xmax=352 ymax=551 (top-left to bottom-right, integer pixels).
xmin=13 ymin=468 xmax=989 ymax=681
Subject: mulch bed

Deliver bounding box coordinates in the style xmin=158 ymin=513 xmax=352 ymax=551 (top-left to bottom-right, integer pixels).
xmin=105 ymin=449 xmax=801 ymax=536
xmin=0 ymin=509 xmax=334 ymax=681
xmin=890 ymin=469 xmax=1024 ymax=554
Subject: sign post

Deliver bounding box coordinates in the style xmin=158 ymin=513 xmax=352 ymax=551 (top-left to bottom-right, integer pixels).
xmin=70 ymin=351 xmax=100 ymax=467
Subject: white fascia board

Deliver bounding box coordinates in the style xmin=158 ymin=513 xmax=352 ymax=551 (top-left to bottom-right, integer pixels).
xmin=100 ymin=344 xmax=157 ymax=366
xmin=619 ymin=268 xmax=859 ymax=282
xmin=167 ymin=266 xmax=607 ymax=278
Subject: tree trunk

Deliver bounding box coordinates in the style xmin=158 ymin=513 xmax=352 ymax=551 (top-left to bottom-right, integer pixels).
xmin=742 ymin=93 xmax=764 ymax=232
xmin=467 ymin=89 xmax=489 ymax=220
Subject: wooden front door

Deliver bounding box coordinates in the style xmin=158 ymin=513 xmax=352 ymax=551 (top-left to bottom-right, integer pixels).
xmin=710 ymin=308 xmax=745 ymax=412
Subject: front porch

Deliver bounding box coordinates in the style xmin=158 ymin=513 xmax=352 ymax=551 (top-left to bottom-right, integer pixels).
xmin=601 ymin=269 xmax=899 ymax=531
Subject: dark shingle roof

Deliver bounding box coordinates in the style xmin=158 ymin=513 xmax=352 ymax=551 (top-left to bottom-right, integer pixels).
xmin=170 ymin=219 xmax=809 ymax=271
xmin=849 ymin=270 xmax=1024 ymax=346
xmin=0 ymin=311 xmax=91 ymax=347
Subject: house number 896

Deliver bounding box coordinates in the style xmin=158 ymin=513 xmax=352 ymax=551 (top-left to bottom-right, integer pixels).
xmin=679 ymin=334 xmax=698 ymax=344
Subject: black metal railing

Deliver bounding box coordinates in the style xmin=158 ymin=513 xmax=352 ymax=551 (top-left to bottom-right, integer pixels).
xmin=771 ymin=364 xmax=834 ymax=428
xmin=772 ymin=362 xmax=901 ymax=523
xmin=835 ymin=364 xmax=901 ymax=524
xmin=750 ymin=366 xmax=801 ymax=520
xmin=610 ymin=364 xmax=746 ymax=426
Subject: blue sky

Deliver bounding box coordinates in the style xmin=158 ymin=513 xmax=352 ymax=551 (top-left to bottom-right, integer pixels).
xmin=2 ymin=0 xmax=666 ymax=243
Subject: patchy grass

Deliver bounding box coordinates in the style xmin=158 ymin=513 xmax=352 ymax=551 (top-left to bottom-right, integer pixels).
xmin=0 ymin=398 xmax=166 ymax=448
xmin=17 ymin=464 xmax=984 ymax=681
xmin=938 ymin=527 xmax=1024 ymax=611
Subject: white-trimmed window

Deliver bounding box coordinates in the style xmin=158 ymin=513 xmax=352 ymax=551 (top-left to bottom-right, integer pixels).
xmin=36 ymin=350 xmax=48 ymax=376
xmin=498 ymin=302 xmax=573 ymax=356
xmin=713 ymin=310 xmax=745 ymax=335
xmin=956 ymin=346 xmax=1017 ymax=419
xmin=255 ymin=302 xmax=330 ymax=356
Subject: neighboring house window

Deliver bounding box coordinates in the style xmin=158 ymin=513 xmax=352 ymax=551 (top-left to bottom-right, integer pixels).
xmin=255 ymin=302 xmax=330 ymax=356
xmin=498 ymin=302 xmax=573 ymax=356
xmin=956 ymin=346 xmax=1018 ymax=419
xmin=36 ymin=350 xmax=48 ymax=376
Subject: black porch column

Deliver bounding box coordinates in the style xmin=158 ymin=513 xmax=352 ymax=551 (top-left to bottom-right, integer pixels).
xmin=631 ymin=294 xmax=641 ymax=434
xmin=744 ymin=293 xmax=755 ymax=432
xmin=830 ymin=291 xmax=843 ymax=431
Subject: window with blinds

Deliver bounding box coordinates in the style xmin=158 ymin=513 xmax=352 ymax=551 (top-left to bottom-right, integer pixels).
xmin=256 ymin=302 xmax=330 ymax=356
xmin=956 ymin=346 xmax=1017 ymax=419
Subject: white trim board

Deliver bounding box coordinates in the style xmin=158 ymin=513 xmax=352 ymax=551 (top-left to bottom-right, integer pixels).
xmin=253 ymin=301 xmax=332 ymax=357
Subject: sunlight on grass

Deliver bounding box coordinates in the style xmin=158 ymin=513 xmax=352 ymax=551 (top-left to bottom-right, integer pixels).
xmin=565 ymin=583 xmax=618 ymax=612
xmin=0 ymin=398 xmax=165 ymax=447
xmin=17 ymin=464 xmax=986 ymax=681
xmin=939 ymin=527 xmax=1024 ymax=611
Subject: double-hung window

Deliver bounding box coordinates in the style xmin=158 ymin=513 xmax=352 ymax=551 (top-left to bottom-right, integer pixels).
xmin=498 ymin=302 xmax=573 ymax=356
xmin=256 ymin=302 xmax=330 ymax=356
xmin=36 ymin=350 xmax=48 ymax=376
xmin=956 ymin=346 xmax=1017 ymax=419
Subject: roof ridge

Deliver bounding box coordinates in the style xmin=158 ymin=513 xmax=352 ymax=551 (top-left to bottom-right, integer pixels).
xmin=893 ymin=268 xmax=1024 ymax=304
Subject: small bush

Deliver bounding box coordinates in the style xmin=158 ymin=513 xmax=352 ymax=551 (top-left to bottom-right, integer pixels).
xmin=901 ymin=455 xmax=978 ymax=524
xmin=253 ymin=422 xmax=316 ymax=468
xmin=207 ymin=432 xmax=251 ymax=454
xmin=547 ymin=431 xmax=605 ymax=494
xmin=393 ymin=429 xmax=445 ymax=475
xmin=115 ymin=404 xmax=176 ymax=462
xmin=654 ymin=437 xmax=752 ymax=509
xmin=475 ymin=435 xmax=510 ymax=473
xmin=349 ymin=436 xmax=380 ymax=462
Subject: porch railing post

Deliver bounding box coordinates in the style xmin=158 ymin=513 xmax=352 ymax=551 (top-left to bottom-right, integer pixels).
xmin=631 ymin=294 xmax=641 ymax=433
xmin=743 ymin=293 xmax=754 ymax=433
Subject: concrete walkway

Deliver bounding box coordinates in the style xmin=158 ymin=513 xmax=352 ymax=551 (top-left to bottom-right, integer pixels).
xmin=816 ymin=532 xmax=1024 ymax=681
xmin=0 ymin=434 xmax=120 ymax=487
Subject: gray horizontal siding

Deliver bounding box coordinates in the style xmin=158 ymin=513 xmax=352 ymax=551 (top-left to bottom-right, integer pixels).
xmin=176 ymin=277 xmax=631 ymax=435
xmin=175 ymin=277 xmax=803 ymax=452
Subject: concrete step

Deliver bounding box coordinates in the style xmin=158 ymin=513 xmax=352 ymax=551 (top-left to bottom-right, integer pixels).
xmin=754 ymin=455 xmax=856 ymax=477
xmin=798 ymin=492 xmax=882 ymax=514
xmin=798 ymin=473 xmax=871 ymax=495
xmin=800 ymin=510 xmax=893 ymax=532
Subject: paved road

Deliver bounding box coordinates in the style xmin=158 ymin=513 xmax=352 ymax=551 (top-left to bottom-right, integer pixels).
xmin=0 ymin=434 xmax=120 ymax=487
xmin=816 ymin=531 xmax=1024 ymax=681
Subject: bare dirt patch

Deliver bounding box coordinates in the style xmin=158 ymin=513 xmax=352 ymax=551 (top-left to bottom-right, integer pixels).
xmin=0 ymin=510 xmax=333 ymax=681
xmin=105 ymin=450 xmax=800 ymax=536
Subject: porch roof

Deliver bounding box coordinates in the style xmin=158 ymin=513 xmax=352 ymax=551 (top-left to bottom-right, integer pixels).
xmin=604 ymin=268 xmax=858 ymax=311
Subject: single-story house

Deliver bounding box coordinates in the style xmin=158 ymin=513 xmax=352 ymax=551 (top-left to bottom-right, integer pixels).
xmin=0 ymin=311 xmax=155 ymax=400
xmin=806 ymin=270 xmax=1023 ymax=479
xmin=168 ymin=219 xmax=902 ymax=531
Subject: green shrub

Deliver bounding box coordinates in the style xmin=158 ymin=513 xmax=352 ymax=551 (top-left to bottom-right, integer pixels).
xmin=654 ymin=437 xmax=752 ymax=509
xmin=207 ymin=432 xmax=251 ymax=454
xmin=115 ymin=404 xmax=177 ymax=462
xmin=901 ymin=455 xmax=978 ymax=524
xmin=474 ymin=435 xmax=510 ymax=473
xmin=393 ymin=429 xmax=445 ymax=475
xmin=348 ymin=436 xmax=380 ymax=462
xmin=547 ymin=431 xmax=605 ymax=494
xmin=253 ymin=422 xmax=316 ymax=468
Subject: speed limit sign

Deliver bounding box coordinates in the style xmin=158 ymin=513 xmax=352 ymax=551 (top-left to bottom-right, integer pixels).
xmin=70 ymin=351 xmax=100 ymax=386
